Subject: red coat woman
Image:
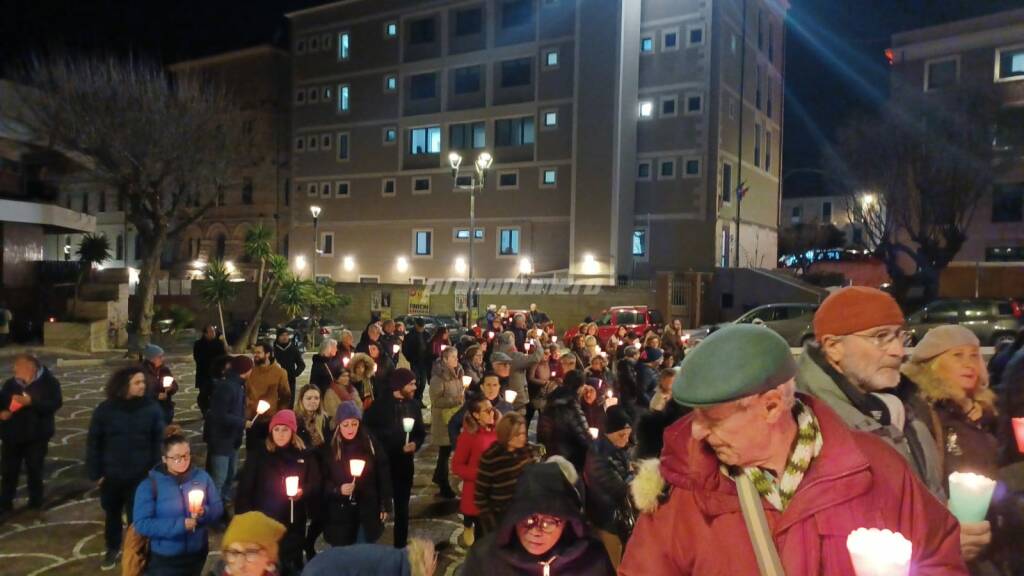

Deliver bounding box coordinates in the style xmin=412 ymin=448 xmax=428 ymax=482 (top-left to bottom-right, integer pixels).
xmin=452 ymin=396 xmax=497 ymax=538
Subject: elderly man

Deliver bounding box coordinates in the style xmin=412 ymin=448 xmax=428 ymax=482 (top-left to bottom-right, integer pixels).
xmin=621 ymin=325 xmax=965 ymax=575
xmin=0 ymin=353 xmax=63 ymax=512
xmin=492 ymin=333 xmax=543 ymax=414
xmin=140 ymin=344 xmax=177 ymax=424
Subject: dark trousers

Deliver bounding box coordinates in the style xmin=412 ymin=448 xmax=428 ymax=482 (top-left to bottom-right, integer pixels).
xmin=146 ymin=550 xmax=207 ymax=576
xmin=100 ymin=476 xmax=144 ymax=551
xmin=324 ymin=502 xmax=360 ymax=547
xmin=0 ymin=437 xmax=47 ymax=507
xmin=414 ymin=364 xmax=430 ymax=402
xmin=196 ymin=377 xmax=212 ymax=415
xmin=391 ymin=458 xmax=414 ymax=548
xmin=432 ymin=445 xmax=452 ymax=489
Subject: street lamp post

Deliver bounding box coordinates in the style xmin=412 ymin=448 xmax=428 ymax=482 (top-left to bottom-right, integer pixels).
xmin=449 ymin=151 xmax=492 ymax=324
xmin=309 ymin=205 xmax=321 ymax=282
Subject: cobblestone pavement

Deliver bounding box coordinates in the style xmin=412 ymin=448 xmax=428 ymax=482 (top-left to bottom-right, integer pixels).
xmin=0 ymin=356 xmax=469 ymax=575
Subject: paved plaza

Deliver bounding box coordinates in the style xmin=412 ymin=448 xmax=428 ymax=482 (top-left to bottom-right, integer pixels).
xmin=0 ymin=354 xmax=469 ymax=575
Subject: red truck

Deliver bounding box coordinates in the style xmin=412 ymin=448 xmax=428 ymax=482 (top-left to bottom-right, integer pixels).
xmin=562 ymin=306 xmax=664 ymax=347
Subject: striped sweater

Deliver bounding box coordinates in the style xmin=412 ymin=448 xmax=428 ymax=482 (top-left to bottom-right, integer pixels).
xmin=474 ymin=443 xmax=545 ymax=533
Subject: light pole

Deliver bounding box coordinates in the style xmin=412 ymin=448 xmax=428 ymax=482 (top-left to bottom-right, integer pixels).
xmin=449 ymin=151 xmax=492 ymax=324
xmin=309 ymin=205 xmax=321 ymax=283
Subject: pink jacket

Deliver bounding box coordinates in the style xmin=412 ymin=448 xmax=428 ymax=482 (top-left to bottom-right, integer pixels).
xmin=452 ymin=427 xmax=497 ymax=517
xmin=620 ymin=396 xmax=967 ymax=576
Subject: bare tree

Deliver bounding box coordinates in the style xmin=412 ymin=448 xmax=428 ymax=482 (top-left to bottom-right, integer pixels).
xmin=828 ymin=89 xmax=994 ymax=303
xmin=9 ymin=55 xmax=243 ymax=344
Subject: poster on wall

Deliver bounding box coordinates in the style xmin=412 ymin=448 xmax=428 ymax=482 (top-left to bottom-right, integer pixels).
xmin=408 ymin=288 xmax=430 ymax=315
xmin=371 ymin=290 xmax=392 ymax=320
xmin=454 ymin=288 xmax=468 ymax=312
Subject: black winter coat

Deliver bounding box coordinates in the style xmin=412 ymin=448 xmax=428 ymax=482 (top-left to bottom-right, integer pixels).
xmin=0 ymin=368 xmax=63 ymax=444
xmin=235 ymin=444 xmax=316 ymax=531
xmin=193 ymin=336 xmax=228 ymax=387
xmin=141 ymin=360 xmax=177 ymax=423
xmin=204 ymin=374 xmax=246 ymax=456
xmin=274 ymin=340 xmax=306 ymax=385
xmin=86 ymin=396 xmax=164 ymax=481
xmin=321 ymin=431 xmax=392 ymax=544
xmin=363 ymin=393 xmax=426 ymax=470
xmin=537 ymin=387 xmax=591 ymax=472
xmin=583 ymin=437 xmax=633 ymax=537
xmin=402 ymin=330 xmax=430 ymax=369
xmin=309 ymin=355 xmax=337 ymax=393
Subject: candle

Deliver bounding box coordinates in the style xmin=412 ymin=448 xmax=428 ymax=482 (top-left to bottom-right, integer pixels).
xmin=525 ymin=342 xmax=532 ymax=352
xmin=392 ymin=344 xmax=400 ymax=354
xmin=187 ymin=489 xmax=204 ymax=518
xmin=349 ymin=458 xmax=366 ymax=502
xmin=251 ymin=399 xmax=271 ymax=425
xmin=342 ymin=355 xmax=351 ymax=367
xmin=948 ymin=471 xmax=997 ymax=523
xmin=504 ymin=390 xmax=517 ymax=404
xmin=551 ymin=370 xmax=557 ymax=377
xmin=403 ymin=417 xmax=414 ymax=444
xmin=462 ymin=375 xmax=472 ymax=388
xmin=285 ymin=475 xmax=299 ymax=523
xmin=1013 ymin=418 xmax=1024 ymax=453
xmin=162 ymin=376 xmax=173 ymax=389
xmin=488 ymin=331 xmax=494 ymax=339
xmin=589 ymin=427 xmax=599 ymax=440
xmin=441 ymin=344 xmax=448 ymax=352
xmin=846 ymin=528 xmax=912 ymax=576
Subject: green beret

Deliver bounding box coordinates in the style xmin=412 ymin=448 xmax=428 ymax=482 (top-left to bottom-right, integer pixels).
xmin=673 ymin=324 xmax=796 ymax=407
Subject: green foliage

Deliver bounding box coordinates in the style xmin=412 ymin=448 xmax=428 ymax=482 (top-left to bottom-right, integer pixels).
xmin=308 ymin=283 xmax=351 ymax=317
xmin=199 ymin=259 xmax=237 ymax=309
xmin=276 ymin=275 xmax=313 ymax=320
xmin=76 ymin=234 xmax=111 ymax=268
xmin=243 ymin=224 xmax=274 ymax=263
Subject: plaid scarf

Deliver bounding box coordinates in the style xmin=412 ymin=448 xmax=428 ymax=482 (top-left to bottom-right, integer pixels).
xmin=741 ymin=400 xmax=823 ymax=511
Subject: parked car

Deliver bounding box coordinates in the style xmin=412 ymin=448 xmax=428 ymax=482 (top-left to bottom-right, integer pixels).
xmin=906 ymin=298 xmax=1022 ymax=347
xmin=685 ymin=303 xmax=819 ymax=347
xmin=473 ymin=309 xmax=554 ymax=333
xmin=563 ymin=306 xmax=664 ymax=347
xmin=285 ymin=316 xmax=346 ymax=344
xmin=393 ymin=314 xmax=467 ymax=341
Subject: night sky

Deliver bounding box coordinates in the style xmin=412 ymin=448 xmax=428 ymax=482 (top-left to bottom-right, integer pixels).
xmin=2 ymin=0 xmax=1019 ymax=197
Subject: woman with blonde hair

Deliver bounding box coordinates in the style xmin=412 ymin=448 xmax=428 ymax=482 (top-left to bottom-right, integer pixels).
xmin=429 ymin=346 xmax=465 ymax=499
xmin=293 ymin=385 xmax=330 ymax=562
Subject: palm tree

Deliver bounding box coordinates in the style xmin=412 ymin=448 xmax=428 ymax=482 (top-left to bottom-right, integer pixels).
xmin=72 ymin=234 xmax=111 ymax=319
xmin=244 ymin=224 xmax=274 ymax=299
xmin=199 ymin=259 xmax=237 ymax=343
xmin=235 ymin=224 xmax=278 ymax=348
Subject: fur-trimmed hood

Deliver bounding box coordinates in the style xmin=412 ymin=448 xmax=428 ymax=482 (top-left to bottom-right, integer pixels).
xmin=630 ymin=458 xmax=667 ymax=514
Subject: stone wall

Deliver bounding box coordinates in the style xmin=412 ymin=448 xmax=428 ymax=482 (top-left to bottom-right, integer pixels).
xmin=44 ymin=320 xmax=109 ymax=352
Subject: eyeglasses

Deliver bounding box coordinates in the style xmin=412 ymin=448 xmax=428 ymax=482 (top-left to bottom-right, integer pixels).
xmin=847 ymin=329 xmax=912 ymax=349
xmin=165 ymin=453 xmax=191 ymax=464
xmin=224 ymin=547 xmax=266 ymax=564
xmin=519 ymin=515 xmax=564 ymax=534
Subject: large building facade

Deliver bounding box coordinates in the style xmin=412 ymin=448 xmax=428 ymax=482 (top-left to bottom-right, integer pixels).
xmin=286 ymin=0 xmax=787 ymax=284
xmin=889 ymin=8 xmax=1024 ymax=263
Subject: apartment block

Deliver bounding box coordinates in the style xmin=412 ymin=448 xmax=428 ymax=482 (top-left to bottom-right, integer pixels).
xmin=286 ymin=0 xmax=787 ymax=284
xmin=890 ymin=8 xmax=1024 ymax=263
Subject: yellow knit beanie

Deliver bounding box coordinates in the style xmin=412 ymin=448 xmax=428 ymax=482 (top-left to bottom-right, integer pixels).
xmin=221 ymin=511 xmax=286 ymax=563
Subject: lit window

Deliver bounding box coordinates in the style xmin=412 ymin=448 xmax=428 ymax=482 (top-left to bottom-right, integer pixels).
xmin=409 ymin=126 xmax=441 ymax=155
xmin=455 ymin=228 xmax=485 ymax=241
xmin=383 ymin=127 xmax=397 ymax=144
xmin=542 ymin=169 xmax=557 ymax=186
xmin=414 ymin=230 xmax=433 ymax=256
xmin=499 ymin=228 xmax=521 ymax=256
xmin=639 ymin=101 xmax=654 ymax=118
xmin=543 ymin=111 xmax=558 ymax=127
xmin=544 ymin=49 xmax=559 ymax=68
xmin=338 ymin=32 xmax=350 ymax=60
xmin=632 ymin=229 xmax=647 ymax=257
xmin=641 ymin=37 xmax=654 ymax=53
xmin=996 ymin=47 xmax=1024 ymax=81
xmin=384 ymin=74 xmax=397 ymax=92
xmin=385 ymin=22 xmax=398 ymax=38
xmin=338 ymin=84 xmax=350 ymax=112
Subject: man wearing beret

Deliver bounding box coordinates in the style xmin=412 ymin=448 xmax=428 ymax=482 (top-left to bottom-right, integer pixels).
xmin=797 ymin=286 xmax=991 ymax=561
xmin=620 ymin=324 xmax=965 ymax=575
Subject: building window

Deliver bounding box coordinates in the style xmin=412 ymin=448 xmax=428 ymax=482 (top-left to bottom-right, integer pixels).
xmin=684 ymin=158 xmax=701 ymax=177
xmin=544 ymin=49 xmax=559 ymax=68
xmin=309 ymin=37 xmax=320 ymax=52
xmin=410 ymin=18 xmax=435 ymax=44
xmin=637 ymin=161 xmax=652 ymax=181
xmin=295 ymin=90 xmax=306 ymax=105
xmin=765 ymin=130 xmax=772 ymax=172
xmin=450 ymin=121 xmax=486 ymax=149
xmin=319 ymin=182 xmax=332 ymax=198
xmin=688 ymin=25 xmax=705 ymax=46
xmin=542 ymin=169 xmax=557 ymax=186
xmin=455 ymin=175 xmax=473 ymax=187
xmin=382 ymin=178 xmax=396 ymax=196
xmin=661 ymin=96 xmax=677 ymax=117
xmin=543 ymin=110 xmax=558 ymax=127
xmin=722 ymin=162 xmax=733 ymax=203
xmin=296 ymin=39 xmax=306 ymax=54
xmin=384 ymin=74 xmax=398 ymax=92
xmin=495 ymin=116 xmax=535 ymax=147
xmin=632 ymin=229 xmax=647 ymax=257
xmin=822 ymin=200 xmax=833 ymax=222
xmin=662 ymin=29 xmax=679 ymax=51
xmin=996 ymin=46 xmax=1024 ymax=81
xmin=383 ymin=127 xmax=397 ymax=144
xmin=316 ymin=233 xmax=332 ymax=256
xmin=768 ymin=21 xmax=775 ymax=62
xmin=412 ymin=177 xmax=432 ymax=194
xmin=455 ymin=7 xmax=483 ymax=35
xmin=454 ymin=66 xmax=481 ymax=94
xmin=410 ymin=73 xmax=437 ymax=99
xmin=413 ymin=230 xmax=433 ymax=256
xmin=454 ymin=228 xmax=485 ymax=241
xmin=115 ymin=233 xmax=124 ymax=260
xmin=757 ymin=10 xmax=764 ymax=50
xmin=925 ymin=57 xmax=959 ymax=90
xmin=242 ymin=178 xmax=254 ymax=204
xmin=337 ymin=132 xmax=350 ymax=160
xmin=766 ymin=81 xmax=773 ymax=118
xmin=385 ymin=21 xmax=398 ymax=38
xmin=308 ymin=135 xmax=319 ymax=151
xmin=304 ymin=183 xmax=316 ymax=197
xmin=338 ymin=84 xmax=350 ymax=112
xmin=498 ymin=171 xmax=519 ymax=190
xmin=992 ymin=183 xmax=1024 ymax=222
xmin=321 ymin=134 xmax=332 ymax=150
xmin=756 ymin=66 xmax=763 ymax=109
xmin=684 ymin=94 xmax=702 ymax=114
xmin=754 ymin=124 xmax=762 ymax=168
xmin=501 ymin=58 xmax=532 ymax=87
xmin=502 ymin=0 xmax=533 ymax=29
xmin=335 ymin=181 xmax=350 ymax=198
xmin=498 ymin=228 xmax=521 ymax=256
xmin=641 ymin=37 xmax=654 ymax=53
xmin=215 ymin=234 xmax=227 ymax=260
xmin=791 ymin=205 xmax=802 ymax=223
xmin=338 ymin=32 xmax=350 ymax=61
xmin=308 ymin=87 xmax=319 ymax=103
xmin=638 ymin=100 xmax=654 ymax=119
xmin=659 ymin=159 xmax=676 ymax=179
xmin=409 ymin=126 xmax=441 ymax=155
xmin=322 ymin=86 xmax=332 ymax=101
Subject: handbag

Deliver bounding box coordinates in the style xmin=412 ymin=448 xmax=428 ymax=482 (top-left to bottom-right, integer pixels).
xmin=734 ymin=473 xmax=786 ymax=576
xmin=121 ymin=477 xmax=158 ymax=576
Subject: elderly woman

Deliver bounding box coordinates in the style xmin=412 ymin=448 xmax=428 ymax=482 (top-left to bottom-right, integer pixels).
xmin=429 ymin=346 xmax=465 ymax=499
xmin=310 ymin=339 xmax=339 ymax=394
xmin=348 ymin=353 xmax=377 ymax=410
xmin=205 ymin=511 xmax=286 ymax=576
xmin=461 ymin=345 xmax=486 ymax=387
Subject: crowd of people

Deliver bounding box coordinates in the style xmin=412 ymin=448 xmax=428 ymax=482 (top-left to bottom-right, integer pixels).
xmin=2 ymin=292 xmax=1024 ymax=574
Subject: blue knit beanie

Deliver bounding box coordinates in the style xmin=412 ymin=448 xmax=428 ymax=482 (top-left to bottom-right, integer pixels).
xmin=334 ymin=400 xmax=362 ymax=424
xmin=143 ymin=344 xmax=164 ymax=360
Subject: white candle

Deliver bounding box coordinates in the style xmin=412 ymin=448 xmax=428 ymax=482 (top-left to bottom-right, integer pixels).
xmin=504 ymin=389 xmax=517 ymax=404
xmin=349 ymin=459 xmax=366 ymax=478
xmin=285 ymin=476 xmax=299 ymax=498
xmin=462 ymin=375 xmax=472 ymax=388
xmin=589 ymin=427 xmax=599 ymax=440
xmin=187 ymin=489 xmax=204 ymax=518
xmin=551 ymin=370 xmax=557 ymax=377
xmin=162 ymin=376 xmax=173 ymax=389
xmin=488 ymin=331 xmax=494 ymax=339
xmin=342 ymin=355 xmax=351 ymax=367
xmin=552 ymin=336 xmax=558 ymax=343
xmin=948 ymin=471 xmax=997 ymax=523
xmin=441 ymin=344 xmax=448 ymax=352
xmin=846 ymin=528 xmax=912 ymax=576
xmin=392 ymin=344 xmax=400 ymax=354
xmin=256 ymin=400 xmax=271 ymax=415
xmin=403 ymin=417 xmax=414 ymax=444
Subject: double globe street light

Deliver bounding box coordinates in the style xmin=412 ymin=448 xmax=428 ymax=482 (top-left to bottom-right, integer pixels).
xmin=449 ymin=151 xmax=493 ymax=321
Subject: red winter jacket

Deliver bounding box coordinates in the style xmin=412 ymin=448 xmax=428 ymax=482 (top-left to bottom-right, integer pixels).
xmin=620 ymin=395 xmax=967 ymax=576
xmin=452 ymin=427 xmax=497 ymax=517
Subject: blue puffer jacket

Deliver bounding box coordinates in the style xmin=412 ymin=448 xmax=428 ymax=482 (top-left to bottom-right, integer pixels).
xmin=301 ymin=544 xmax=411 ymax=576
xmin=132 ymin=465 xmax=224 ymax=557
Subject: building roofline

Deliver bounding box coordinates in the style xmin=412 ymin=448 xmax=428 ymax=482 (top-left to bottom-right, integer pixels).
xmin=891 ymin=7 xmax=1024 ymax=47
xmin=285 ymin=0 xmax=365 ymax=20
xmin=167 ymin=44 xmax=288 ymax=71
